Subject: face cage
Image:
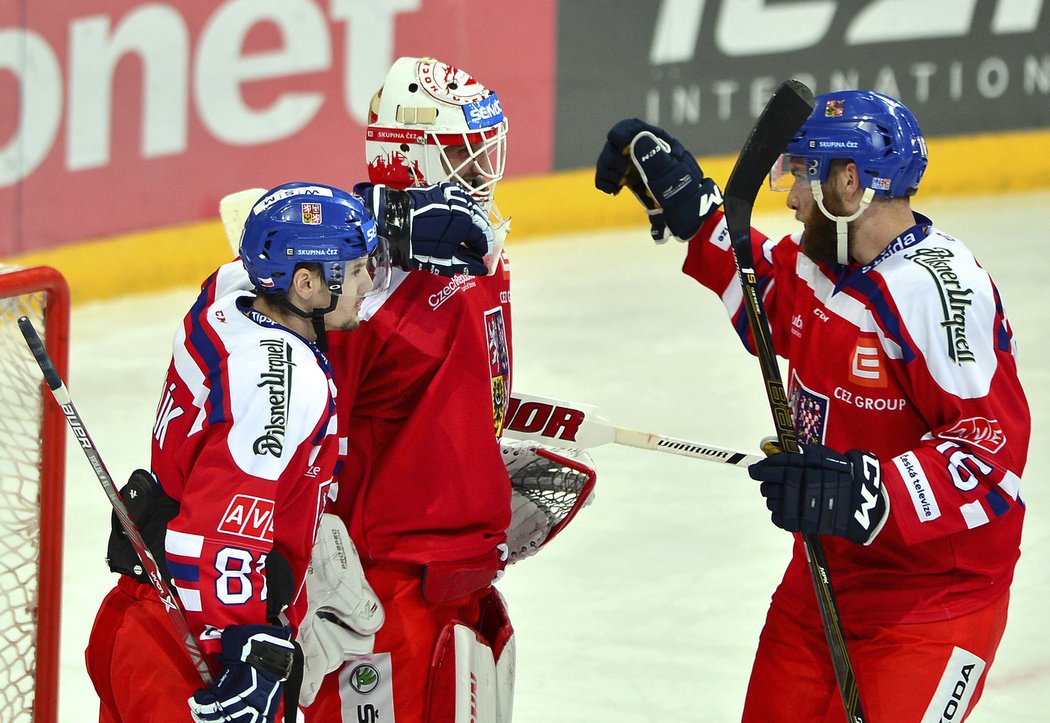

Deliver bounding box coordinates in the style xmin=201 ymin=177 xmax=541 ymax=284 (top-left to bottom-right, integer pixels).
xmin=425 ymin=121 xmax=508 ymax=218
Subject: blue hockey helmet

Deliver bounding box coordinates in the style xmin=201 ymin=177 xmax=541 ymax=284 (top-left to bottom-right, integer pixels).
xmin=240 ymin=182 xmax=389 ymax=297
xmin=772 ymin=90 xmax=928 ymax=198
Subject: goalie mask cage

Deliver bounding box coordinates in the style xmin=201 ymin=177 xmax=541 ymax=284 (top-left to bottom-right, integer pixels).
xmin=0 ymin=265 xmax=68 ymax=723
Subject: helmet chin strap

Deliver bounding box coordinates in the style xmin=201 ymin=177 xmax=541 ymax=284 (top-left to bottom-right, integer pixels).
xmin=275 ymin=291 xmax=340 ymax=353
xmin=809 ymin=181 xmax=876 ymax=265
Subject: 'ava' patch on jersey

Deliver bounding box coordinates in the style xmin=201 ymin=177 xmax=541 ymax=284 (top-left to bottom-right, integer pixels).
xmin=218 ymin=494 xmax=275 ymax=542
xmin=485 ymin=307 xmax=510 ymax=436
xmin=939 ymin=417 xmax=1006 ymax=454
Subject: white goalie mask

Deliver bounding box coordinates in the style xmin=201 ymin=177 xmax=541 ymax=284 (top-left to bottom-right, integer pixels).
xmin=366 ymin=57 xmax=509 ymax=228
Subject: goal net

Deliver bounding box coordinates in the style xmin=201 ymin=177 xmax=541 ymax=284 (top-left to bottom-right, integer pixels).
xmin=0 ymin=265 xmax=69 ymax=723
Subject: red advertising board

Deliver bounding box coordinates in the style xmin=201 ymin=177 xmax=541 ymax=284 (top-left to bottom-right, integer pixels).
xmin=1 ymin=0 xmax=556 ymax=255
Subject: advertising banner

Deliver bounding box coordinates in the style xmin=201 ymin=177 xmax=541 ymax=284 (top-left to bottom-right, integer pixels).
xmin=1 ymin=0 xmax=556 ymax=255
xmin=555 ymin=0 xmax=1050 ymax=169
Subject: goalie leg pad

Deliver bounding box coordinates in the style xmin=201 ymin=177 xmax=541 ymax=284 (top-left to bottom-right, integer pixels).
xmin=424 ymin=588 xmax=516 ymax=723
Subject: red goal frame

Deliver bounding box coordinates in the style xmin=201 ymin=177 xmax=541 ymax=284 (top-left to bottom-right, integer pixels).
xmin=1 ymin=266 xmax=69 ymax=723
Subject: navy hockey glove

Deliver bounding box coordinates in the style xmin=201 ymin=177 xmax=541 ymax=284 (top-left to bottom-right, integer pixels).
xmin=357 ymin=182 xmax=494 ymax=276
xmin=189 ymin=624 xmax=295 ymax=723
xmin=748 ymin=445 xmax=889 ymax=545
xmin=595 ymin=118 xmax=722 ymax=242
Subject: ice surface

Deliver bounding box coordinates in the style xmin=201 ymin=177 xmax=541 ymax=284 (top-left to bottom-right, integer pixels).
xmin=58 ymin=191 xmax=1049 ymax=721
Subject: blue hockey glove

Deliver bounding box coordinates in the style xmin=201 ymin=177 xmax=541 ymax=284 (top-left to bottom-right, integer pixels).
xmin=189 ymin=624 xmax=295 ymax=723
xmin=357 ymin=182 xmax=494 ymax=277
xmin=595 ymin=118 xmax=722 ymax=243
xmin=748 ymin=445 xmax=889 ymax=545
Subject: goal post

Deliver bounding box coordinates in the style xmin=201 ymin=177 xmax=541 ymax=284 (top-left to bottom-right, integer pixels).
xmin=0 ymin=264 xmax=69 ymax=723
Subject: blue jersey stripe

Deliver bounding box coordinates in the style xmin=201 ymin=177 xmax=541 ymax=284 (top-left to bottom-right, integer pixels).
xmin=186 ymin=274 xmax=230 ymax=426
xmin=848 ymin=272 xmax=917 ymax=363
xmin=167 ymin=560 xmax=200 ymax=583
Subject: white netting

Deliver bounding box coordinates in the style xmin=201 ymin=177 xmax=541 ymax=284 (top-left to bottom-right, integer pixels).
xmin=0 ymin=265 xmax=48 ymax=723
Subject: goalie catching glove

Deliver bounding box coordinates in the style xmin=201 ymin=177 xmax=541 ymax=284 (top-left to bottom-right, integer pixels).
xmin=357 ymin=181 xmax=497 ymax=276
xmin=748 ymin=444 xmax=889 ymax=546
xmin=595 ymin=118 xmax=723 ymax=243
xmin=501 ymin=439 xmax=597 ymax=564
xmin=296 ymin=514 xmax=384 ymax=707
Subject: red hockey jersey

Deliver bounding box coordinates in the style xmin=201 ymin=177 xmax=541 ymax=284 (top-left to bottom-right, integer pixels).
xmin=151 ymin=262 xmax=338 ymax=657
xmin=326 ymin=255 xmax=513 ymax=566
xmin=686 ymin=211 xmax=1029 ymax=624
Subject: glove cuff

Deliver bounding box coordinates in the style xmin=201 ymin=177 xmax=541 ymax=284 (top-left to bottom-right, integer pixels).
xmin=364 ymin=184 xmax=412 ymax=270
xmin=220 ymin=624 xmax=295 ymax=679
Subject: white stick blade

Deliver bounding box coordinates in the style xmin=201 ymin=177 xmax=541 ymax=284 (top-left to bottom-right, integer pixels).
xmin=219 ymin=188 xmax=267 ymax=254
xmin=503 ymin=392 xmax=616 ymax=449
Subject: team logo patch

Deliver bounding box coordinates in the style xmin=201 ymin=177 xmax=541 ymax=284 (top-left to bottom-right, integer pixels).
xmin=790 ymin=373 xmax=829 ymax=446
xmin=824 ymin=99 xmax=845 ymax=117
xmin=940 ymin=417 xmax=1005 ymax=453
xmin=485 ymin=307 xmax=511 ymax=436
xmin=218 ymin=494 xmax=275 ymax=542
xmin=301 ymin=202 xmax=321 ymax=224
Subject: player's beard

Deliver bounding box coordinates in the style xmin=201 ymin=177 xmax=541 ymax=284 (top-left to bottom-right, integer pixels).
xmin=799 ymin=186 xmax=852 ymax=267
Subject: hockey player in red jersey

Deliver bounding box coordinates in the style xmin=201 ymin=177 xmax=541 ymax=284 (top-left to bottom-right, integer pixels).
xmin=85 ymin=177 xmax=505 ymax=722
xmin=85 ymin=182 xmax=388 ymax=721
xmin=596 ymin=91 xmax=1029 ymax=721
xmin=301 ymin=57 xmax=596 ymax=722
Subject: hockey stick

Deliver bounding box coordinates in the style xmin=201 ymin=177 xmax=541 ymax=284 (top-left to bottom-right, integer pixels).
xmin=503 ymin=392 xmax=762 ymax=468
xmin=722 ymin=80 xmax=865 ymax=722
xmin=17 ymin=316 xmax=215 ymax=686
xmin=219 ymin=187 xmax=267 ymax=254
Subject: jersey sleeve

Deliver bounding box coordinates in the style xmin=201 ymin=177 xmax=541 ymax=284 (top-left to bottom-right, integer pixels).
xmin=682 ymin=210 xmax=803 ymax=356
xmin=164 ymin=332 xmax=334 ymax=656
xmin=871 ymin=245 xmax=1029 ymax=545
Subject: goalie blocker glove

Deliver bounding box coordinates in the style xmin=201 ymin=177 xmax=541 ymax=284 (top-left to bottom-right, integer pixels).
xmin=189 ymin=624 xmax=296 ymax=723
xmin=357 ymin=181 xmax=495 ymax=276
xmin=595 ymin=118 xmax=723 ymax=243
xmin=748 ymin=444 xmax=889 ymax=545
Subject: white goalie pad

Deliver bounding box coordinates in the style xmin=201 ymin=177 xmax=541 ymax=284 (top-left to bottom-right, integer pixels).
xmin=501 ymin=439 xmax=596 ymax=564
xmin=426 ymin=590 xmax=515 ymax=723
xmin=297 ymin=514 xmax=385 ymax=707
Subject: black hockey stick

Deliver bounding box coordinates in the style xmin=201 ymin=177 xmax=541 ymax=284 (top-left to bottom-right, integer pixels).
xmin=18 ymin=316 xmax=215 ymax=686
xmin=722 ymin=80 xmax=866 ymax=722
